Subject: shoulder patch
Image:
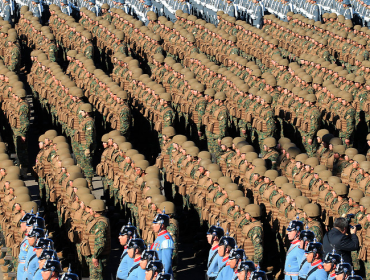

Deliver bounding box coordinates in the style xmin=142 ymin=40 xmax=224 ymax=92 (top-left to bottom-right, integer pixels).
xmin=164 ymin=235 xmax=170 ymax=240
xmin=318 ymin=264 xmax=323 ymax=269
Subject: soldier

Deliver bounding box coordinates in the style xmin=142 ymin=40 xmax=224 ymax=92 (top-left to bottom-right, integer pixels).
xmin=206 ymin=92 xmax=228 ymax=163
xmin=12 ymin=89 xmax=29 ymax=178
xmin=117 ymin=222 xmax=138 ymax=280
xmin=2 ymin=0 xmax=12 ymax=25
xmin=206 ymin=223 xmax=224 ymax=280
xmin=40 ymin=258 xmax=62 ymax=280
xmin=241 ymin=204 xmax=263 ymax=264
xmin=262 ymin=137 xmax=279 ymax=169
xmin=337 ymin=93 xmax=355 ymax=148
xmin=284 ymin=219 xmax=304 ymax=280
xmin=86 ymin=199 xmax=111 ymax=280
xmin=215 ymin=234 xmax=236 ymax=280
xmin=126 ymin=237 xmax=146 ymax=280
xmin=251 ymin=0 xmax=263 ymax=28
xmin=323 ymin=250 xmax=341 ymax=280
xmin=334 ymin=262 xmax=353 ymax=280
xmin=5 ymin=35 xmax=20 ymax=73
xmin=30 ymin=0 xmax=42 ymax=23
xmin=303 ymin=204 xmax=324 ymax=243
xmin=236 ymin=258 xmax=256 ymax=280
xmin=144 ymin=259 xmax=164 ymax=280
xmin=151 ymin=212 xmax=174 ymax=274
xmin=77 ymin=103 xmax=95 ymax=188
xmin=301 ymin=240 xmax=328 ymax=280
xmin=24 ymin=226 xmax=45 ymax=278
xmin=60 ymin=0 xmax=71 ymax=15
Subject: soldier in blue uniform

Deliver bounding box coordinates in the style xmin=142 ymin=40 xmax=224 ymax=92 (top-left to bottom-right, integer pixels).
xmin=33 ymin=247 xmax=58 ymax=280
xmin=236 ymin=258 xmax=256 ymax=280
xmin=284 ymin=219 xmax=304 ymax=280
xmin=151 ymin=212 xmax=174 ymax=274
xmin=311 ymin=0 xmax=320 ymax=21
xmin=334 ymin=260 xmax=352 ymax=280
xmin=251 ymin=0 xmax=263 ymax=28
xmin=88 ymin=0 xmax=99 ymax=15
xmin=225 ymin=0 xmax=235 ymax=16
xmin=29 ymin=237 xmax=54 ymax=280
xmin=40 ymin=258 xmax=62 ymax=280
xmin=227 ymin=248 xmax=245 ymax=280
xmin=340 ymin=0 xmax=353 ymax=19
xmin=24 ymin=226 xmax=45 ymax=279
xmin=30 ymin=0 xmax=41 ymax=22
xmin=60 ymin=0 xmax=71 ymax=15
xmin=17 ymin=212 xmax=35 ymax=280
xmin=145 ymin=259 xmax=164 ymax=280
xmin=127 ymin=236 xmax=146 ymax=280
xmin=2 ymin=0 xmax=12 ymax=25
xmin=250 ymin=266 xmax=268 ymax=280
xmin=117 ymin=222 xmax=138 ymax=280
xmin=303 ymin=240 xmax=328 ymax=280
xmin=215 ymin=234 xmax=236 ymax=280
xmin=139 ymin=248 xmax=158 ymax=280
xmin=323 ymin=250 xmax=341 ymax=280
xmin=207 ymin=224 xmax=224 ymax=280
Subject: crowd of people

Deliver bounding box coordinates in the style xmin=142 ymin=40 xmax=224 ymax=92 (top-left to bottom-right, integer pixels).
xmin=0 ymin=0 xmax=369 ymax=277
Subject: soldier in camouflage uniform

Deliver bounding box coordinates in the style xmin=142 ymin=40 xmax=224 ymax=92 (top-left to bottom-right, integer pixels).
xmin=78 ymin=103 xmax=96 ymax=188
xmin=86 ymin=199 xmax=111 ymax=280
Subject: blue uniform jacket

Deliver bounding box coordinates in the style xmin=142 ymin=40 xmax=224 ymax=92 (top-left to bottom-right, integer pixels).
xmin=117 ymin=247 xmax=134 ymax=280
xmin=284 ymin=240 xmax=304 ymax=280
xmin=151 ymin=230 xmax=174 ymax=274
xmin=207 ymin=244 xmax=222 ymax=278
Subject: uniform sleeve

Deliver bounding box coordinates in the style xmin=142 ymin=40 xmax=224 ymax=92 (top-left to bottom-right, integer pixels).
xmin=120 ymin=107 xmax=131 ymax=135
xmin=163 ymin=109 xmax=174 ymax=128
xmin=93 ymin=221 xmax=107 ymax=259
xmin=161 ymin=239 xmax=174 ymax=273
xmin=344 ymin=109 xmax=355 ymax=137
xmin=197 ymin=101 xmax=206 ymax=131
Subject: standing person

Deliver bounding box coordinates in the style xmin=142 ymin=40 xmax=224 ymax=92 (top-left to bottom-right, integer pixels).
xmin=206 ymin=223 xmax=224 ymax=280
xmin=323 ymin=250 xmax=341 ymax=280
xmin=303 ymin=241 xmax=328 ymax=280
xmin=151 ymin=212 xmax=174 ymax=274
xmin=284 ymin=219 xmax=304 ymax=280
xmin=77 ymin=103 xmax=95 ymax=188
xmin=323 ymin=217 xmax=359 ymax=264
xmin=86 ymin=199 xmax=111 ymax=280
xmin=126 ymin=237 xmax=146 ymax=280
xmin=117 ymin=222 xmax=138 ymax=280
xmin=11 ymin=89 xmax=29 ymax=178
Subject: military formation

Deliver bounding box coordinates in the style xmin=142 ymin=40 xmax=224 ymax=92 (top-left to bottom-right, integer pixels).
xmin=0 ymin=0 xmax=370 ymax=278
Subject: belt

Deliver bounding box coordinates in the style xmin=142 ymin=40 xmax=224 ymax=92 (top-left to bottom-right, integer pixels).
xmin=18 ymin=260 xmax=25 ymax=264
xmin=284 ymin=272 xmax=299 ymax=276
xmin=117 ymin=278 xmax=124 ymax=280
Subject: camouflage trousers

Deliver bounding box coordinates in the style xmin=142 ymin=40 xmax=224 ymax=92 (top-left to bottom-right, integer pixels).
xmin=79 ymin=147 xmax=94 ymax=182
xmin=71 ymin=140 xmax=81 ymax=165
xmin=206 ymin=133 xmax=221 ymax=163
xmin=86 ymin=255 xmax=108 ymax=280
xmin=38 ymin=177 xmax=45 ymax=201
xmin=351 ymin=250 xmax=360 ymax=271
xmin=365 ymin=261 xmax=370 ymax=279
xmin=13 ymin=134 xmax=28 ymax=169
xmin=109 ymin=187 xmax=120 ymax=208
xmin=301 ymin=136 xmax=317 ymax=157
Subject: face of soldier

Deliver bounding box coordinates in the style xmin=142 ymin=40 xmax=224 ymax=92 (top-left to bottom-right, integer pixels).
xmin=323 ymin=262 xmax=334 ymax=272
xmin=28 ymin=237 xmax=36 ymax=246
xmin=228 ymin=258 xmax=238 ymax=269
xmin=335 ymin=274 xmax=346 ymax=280
xmin=145 ymin=270 xmax=155 ymax=280
xmin=287 ymin=230 xmax=297 ymax=241
xmin=36 ymin=248 xmax=43 ymax=257
xmin=152 ymin=223 xmax=161 ymax=233
xmin=119 ymin=235 xmax=128 ymax=246
xmin=305 ymin=252 xmax=315 ymax=263
xmin=128 ymin=248 xmax=135 ymax=258
xmin=39 ymin=259 xmax=46 ymax=269
xmin=217 ymin=245 xmax=225 ymax=257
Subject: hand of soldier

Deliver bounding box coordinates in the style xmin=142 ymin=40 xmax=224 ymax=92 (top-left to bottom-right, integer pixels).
xmin=217 ymin=139 xmax=221 ymax=145
xmin=308 ymin=138 xmax=312 ymax=145
xmin=84 ymin=149 xmax=90 ymax=156
xmin=21 ymin=136 xmax=26 ymax=142
xmin=242 ymin=129 xmax=246 ymax=134
xmin=92 ymin=258 xmax=99 ymax=268
xmin=303 ymin=136 xmax=305 ymax=141
xmin=198 ymin=131 xmax=202 ymax=136
xmin=367 ymin=214 xmax=370 ymax=222
xmin=345 ymin=139 xmax=350 ymax=145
